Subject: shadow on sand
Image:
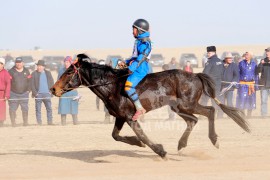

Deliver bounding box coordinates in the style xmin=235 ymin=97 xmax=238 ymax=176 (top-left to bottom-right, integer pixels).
xmin=9 ymin=149 xmax=181 ymax=163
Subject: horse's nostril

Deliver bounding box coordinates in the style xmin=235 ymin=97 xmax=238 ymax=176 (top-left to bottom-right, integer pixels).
xmin=51 ymin=87 xmax=55 ymax=93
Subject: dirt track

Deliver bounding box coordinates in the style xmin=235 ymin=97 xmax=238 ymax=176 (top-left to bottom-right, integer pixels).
xmin=0 ymin=69 xmax=270 ymax=179
xmin=0 ymin=100 xmax=270 ymax=179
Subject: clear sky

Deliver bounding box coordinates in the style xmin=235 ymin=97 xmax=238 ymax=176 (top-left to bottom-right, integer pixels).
xmin=0 ymin=0 xmax=269 ymax=50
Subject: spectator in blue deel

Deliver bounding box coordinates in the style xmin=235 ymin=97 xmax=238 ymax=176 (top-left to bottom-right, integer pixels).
xmin=119 ymin=19 xmax=152 ymax=121
xmin=57 ymin=56 xmax=79 ymax=125
xmin=236 ymin=52 xmax=259 ymax=118
xmin=31 ymin=60 xmax=54 ymax=125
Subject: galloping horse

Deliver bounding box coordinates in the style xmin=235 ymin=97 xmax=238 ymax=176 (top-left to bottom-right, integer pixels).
xmin=51 ymin=54 xmax=250 ymax=158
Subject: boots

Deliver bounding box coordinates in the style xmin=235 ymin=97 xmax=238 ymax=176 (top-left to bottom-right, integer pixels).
xmin=72 ymin=114 xmax=78 ymax=125
xmin=22 ymin=111 xmax=29 ymax=126
xmin=61 ymin=115 xmax=67 ymax=126
xmin=9 ymin=111 xmax=16 ymax=127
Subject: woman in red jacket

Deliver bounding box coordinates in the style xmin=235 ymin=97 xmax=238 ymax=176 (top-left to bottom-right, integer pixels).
xmin=0 ymin=57 xmax=11 ymax=126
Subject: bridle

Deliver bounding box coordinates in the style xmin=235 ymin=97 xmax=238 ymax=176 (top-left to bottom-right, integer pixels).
xmin=62 ymin=62 xmax=132 ymax=93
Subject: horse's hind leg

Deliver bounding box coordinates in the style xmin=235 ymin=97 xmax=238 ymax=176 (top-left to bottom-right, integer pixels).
xmin=176 ymin=113 xmax=197 ymax=154
xmin=112 ymin=118 xmax=145 ymax=147
xmin=194 ymin=104 xmax=219 ymax=148
xmin=127 ymin=120 xmax=167 ymax=158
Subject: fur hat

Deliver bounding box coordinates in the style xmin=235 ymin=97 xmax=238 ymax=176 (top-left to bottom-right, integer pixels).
xmin=207 ymin=46 xmax=216 ymax=52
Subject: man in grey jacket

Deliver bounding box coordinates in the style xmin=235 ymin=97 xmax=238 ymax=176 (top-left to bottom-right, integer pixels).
xmin=8 ymin=57 xmax=31 ymax=126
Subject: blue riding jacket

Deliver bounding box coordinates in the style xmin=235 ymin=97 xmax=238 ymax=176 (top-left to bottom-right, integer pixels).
xmin=125 ymin=32 xmax=152 ymax=101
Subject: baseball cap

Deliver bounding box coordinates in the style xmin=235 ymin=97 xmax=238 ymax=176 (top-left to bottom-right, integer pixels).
xmin=15 ymin=57 xmax=23 ymax=63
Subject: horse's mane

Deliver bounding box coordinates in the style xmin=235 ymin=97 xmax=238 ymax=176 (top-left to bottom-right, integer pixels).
xmin=77 ymin=54 xmax=129 ymax=79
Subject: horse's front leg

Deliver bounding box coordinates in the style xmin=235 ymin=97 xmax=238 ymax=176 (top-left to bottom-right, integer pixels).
xmin=177 ymin=118 xmax=197 ymax=154
xmin=127 ymin=120 xmax=167 ymax=158
xmin=112 ymin=118 xmax=145 ymax=147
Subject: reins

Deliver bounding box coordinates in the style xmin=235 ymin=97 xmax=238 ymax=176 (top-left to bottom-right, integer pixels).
xmin=68 ymin=63 xmax=132 ymax=89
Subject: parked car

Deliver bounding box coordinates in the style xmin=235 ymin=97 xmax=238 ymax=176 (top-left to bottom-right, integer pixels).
xmin=254 ymin=55 xmax=264 ymax=64
xmin=179 ymin=53 xmax=198 ymax=68
xmin=220 ymin=51 xmax=241 ymax=64
xmin=20 ymin=56 xmax=35 ymax=71
xmin=4 ymin=55 xmax=15 ymax=70
xmin=149 ymin=54 xmax=164 ymax=67
xmin=42 ymin=56 xmax=65 ymax=71
xmin=202 ymin=53 xmax=208 ymax=68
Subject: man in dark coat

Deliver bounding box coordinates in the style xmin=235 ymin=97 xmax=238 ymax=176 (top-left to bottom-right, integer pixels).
xmin=257 ymin=47 xmax=270 ymax=118
xmin=31 ymin=60 xmax=54 ymax=125
xmin=220 ymin=52 xmax=239 ymax=109
xmin=202 ymin=46 xmax=223 ymax=119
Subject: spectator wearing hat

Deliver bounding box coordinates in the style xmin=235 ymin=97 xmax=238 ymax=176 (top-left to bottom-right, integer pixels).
xmin=220 ymin=52 xmax=239 ymax=110
xmin=257 ymin=47 xmax=270 ymax=118
xmin=0 ymin=57 xmax=11 ymax=126
xmin=8 ymin=57 xmax=31 ymax=126
xmin=31 ymin=60 xmax=54 ymax=125
xmin=202 ymin=46 xmax=223 ymax=119
xmin=57 ymin=56 xmax=79 ymax=125
xmin=236 ymin=52 xmax=259 ymax=118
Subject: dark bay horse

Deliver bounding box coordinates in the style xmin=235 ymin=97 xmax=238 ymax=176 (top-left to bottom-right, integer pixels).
xmin=51 ymin=54 xmax=250 ymax=158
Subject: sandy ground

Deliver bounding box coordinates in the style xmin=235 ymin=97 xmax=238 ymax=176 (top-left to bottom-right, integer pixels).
xmin=0 ymin=67 xmax=270 ymax=180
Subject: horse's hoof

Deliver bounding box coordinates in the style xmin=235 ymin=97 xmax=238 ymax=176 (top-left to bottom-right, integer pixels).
xmin=140 ymin=141 xmax=146 ymax=148
xmin=214 ymin=139 xmax=219 ymax=149
xmin=178 ymin=148 xmax=185 ymax=156
xmin=162 ymin=155 xmax=168 ymax=161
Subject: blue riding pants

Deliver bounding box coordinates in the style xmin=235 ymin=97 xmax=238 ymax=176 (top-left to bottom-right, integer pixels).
xmin=125 ymin=61 xmax=149 ymax=101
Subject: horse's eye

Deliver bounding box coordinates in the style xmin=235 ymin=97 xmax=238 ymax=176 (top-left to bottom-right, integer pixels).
xmin=66 ymin=71 xmax=74 ymax=76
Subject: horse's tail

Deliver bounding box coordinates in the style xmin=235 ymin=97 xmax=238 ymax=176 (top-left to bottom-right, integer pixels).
xmin=196 ymin=73 xmax=250 ymax=133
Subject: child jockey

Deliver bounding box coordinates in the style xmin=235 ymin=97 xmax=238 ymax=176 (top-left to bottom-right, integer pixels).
xmin=120 ymin=19 xmax=152 ymax=121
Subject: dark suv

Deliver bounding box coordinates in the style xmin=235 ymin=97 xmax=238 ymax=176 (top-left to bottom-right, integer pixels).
xmin=42 ymin=56 xmax=65 ymax=71
xmin=179 ymin=53 xmax=198 ymax=68
xmin=21 ymin=56 xmax=35 ymax=71
xmin=149 ymin=54 xmax=164 ymax=67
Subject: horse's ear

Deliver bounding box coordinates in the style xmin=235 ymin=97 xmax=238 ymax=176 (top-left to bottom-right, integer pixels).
xmin=76 ymin=54 xmax=91 ymax=63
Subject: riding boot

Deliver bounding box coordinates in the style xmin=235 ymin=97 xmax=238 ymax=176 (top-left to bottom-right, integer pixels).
xmin=9 ymin=111 xmax=16 ymax=127
xmin=61 ymin=115 xmax=66 ymax=126
xmin=72 ymin=114 xmax=78 ymax=125
xmin=22 ymin=111 xmax=29 ymax=126
xmin=132 ymin=100 xmax=146 ymax=121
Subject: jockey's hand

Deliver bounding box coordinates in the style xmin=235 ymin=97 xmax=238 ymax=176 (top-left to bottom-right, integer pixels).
xmin=261 ymin=59 xmax=265 ymax=64
xmin=118 ymin=61 xmax=127 ymax=69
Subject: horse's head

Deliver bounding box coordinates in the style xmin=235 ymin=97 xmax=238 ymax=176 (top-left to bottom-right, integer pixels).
xmin=50 ymin=54 xmax=91 ymax=97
